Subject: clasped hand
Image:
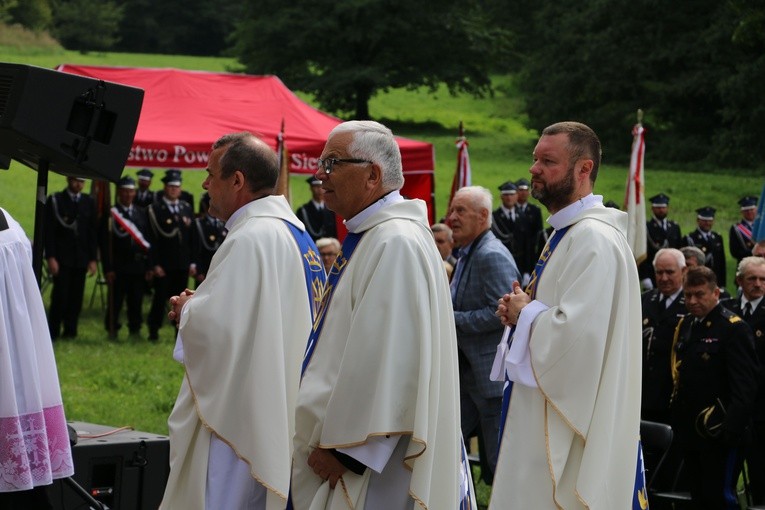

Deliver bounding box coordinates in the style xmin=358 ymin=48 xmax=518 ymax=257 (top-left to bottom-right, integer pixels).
xmin=168 ymin=288 xmax=194 ymax=323
xmin=496 ymin=281 xmax=530 ymax=326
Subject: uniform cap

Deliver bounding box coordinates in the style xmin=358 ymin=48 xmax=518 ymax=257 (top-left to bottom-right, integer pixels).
xmin=118 ymin=176 xmax=136 ymax=189
xmin=738 ymin=196 xmax=758 ymax=210
xmin=649 ymin=193 xmax=670 ymax=206
xmin=498 ymin=181 xmax=517 ymax=195
xmin=696 ymin=206 xmax=716 ymax=220
xmin=162 ymin=169 xmax=182 ymax=186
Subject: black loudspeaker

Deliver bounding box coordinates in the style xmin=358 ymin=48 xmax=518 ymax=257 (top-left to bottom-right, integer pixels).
xmin=0 ymin=63 xmax=144 ymax=182
xmin=49 ymin=421 xmax=170 ymax=510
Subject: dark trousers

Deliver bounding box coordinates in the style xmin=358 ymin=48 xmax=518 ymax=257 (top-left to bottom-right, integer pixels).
xmin=148 ymin=270 xmax=188 ymax=333
xmin=460 ymin=381 xmax=502 ymax=485
xmin=104 ymin=272 xmax=145 ymax=334
xmin=682 ymin=446 xmax=742 ymax=510
xmin=48 ymin=266 xmax=86 ymax=338
xmin=747 ymin=420 xmax=765 ymax=504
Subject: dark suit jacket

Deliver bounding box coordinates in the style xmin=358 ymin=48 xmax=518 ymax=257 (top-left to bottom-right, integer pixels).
xmin=147 ymin=199 xmax=194 ymax=272
xmin=452 ymin=230 xmax=520 ymax=398
xmin=683 ymin=229 xmax=727 ymax=288
xmin=729 ymin=221 xmax=755 ymax=263
xmin=99 ymin=205 xmax=152 ymax=275
xmin=670 ymin=305 xmax=759 ymax=449
xmin=491 ymin=207 xmax=516 ymax=255
xmin=722 ymin=296 xmax=765 ymax=421
xmin=296 ymin=201 xmax=337 ymax=240
xmin=641 ymin=289 xmax=687 ymax=417
xmin=134 ymin=189 xmax=156 ymax=209
xmin=513 ymin=202 xmax=543 ymax=275
xmin=44 ymin=190 xmax=97 ymax=268
xmin=191 ymin=214 xmax=226 ymax=277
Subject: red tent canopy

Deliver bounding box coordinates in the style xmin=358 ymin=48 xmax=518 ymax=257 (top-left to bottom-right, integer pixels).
xmin=56 ymin=64 xmax=436 ymax=223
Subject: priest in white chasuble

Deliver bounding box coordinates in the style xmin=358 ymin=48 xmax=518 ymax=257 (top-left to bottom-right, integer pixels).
xmin=291 ymin=121 xmax=475 ymax=510
xmin=160 ymin=132 xmax=325 ymax=510
xmin=493 ymin=122 xmax=642 ymax=510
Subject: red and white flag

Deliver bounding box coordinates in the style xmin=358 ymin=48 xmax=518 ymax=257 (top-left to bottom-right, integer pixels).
xmin=448 ymin=123 xmax=471 ymax=210
xmin=625 ymin=123 xmax=647 ymax=264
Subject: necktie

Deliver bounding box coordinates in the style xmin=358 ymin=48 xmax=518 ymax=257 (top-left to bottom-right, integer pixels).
xmin=450 ymin=249 xmax=468 ymax=299
xmin=659 ymin=294 xmax=668 ymax=309
xmin=126 ymin=207 xmax=132 ymax=220
xmin=743 ymin=302 xmax=752 ymax=319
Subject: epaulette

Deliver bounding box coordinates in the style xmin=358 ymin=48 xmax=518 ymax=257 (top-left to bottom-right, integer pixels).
xmin=719 ymin=306 xmax=742 ymax=323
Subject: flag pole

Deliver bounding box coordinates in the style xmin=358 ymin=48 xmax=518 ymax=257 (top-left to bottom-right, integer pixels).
xmin=275 ymin=118 xmax=291 ymax=204
xmin=625 ymin=109 xmax=647 ymax=266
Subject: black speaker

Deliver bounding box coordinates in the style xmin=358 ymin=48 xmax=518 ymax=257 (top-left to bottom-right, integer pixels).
xmin=0 ymin=63 xmax=144 ymax=182
xmin=49 ymin=421 xmax=170 ymax=510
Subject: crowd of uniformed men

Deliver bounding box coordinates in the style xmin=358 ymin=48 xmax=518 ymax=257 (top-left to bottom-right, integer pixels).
xmin=43 ymin=165 xmax=764 ymax=505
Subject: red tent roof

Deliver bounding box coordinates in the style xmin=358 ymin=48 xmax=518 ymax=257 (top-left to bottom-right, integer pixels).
xmin=57 ymin=64 xmax=436 ymax=222
xmin=56 ymin=65 xmax=434 ymax=173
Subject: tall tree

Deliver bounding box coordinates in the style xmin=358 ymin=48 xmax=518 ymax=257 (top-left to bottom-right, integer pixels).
xmin=715 ymin=0 xmax=765 ymax=167
xmin=52 ymin=0 xmax=123 ymax=52
xmin=514 ymin=0 xmax=755 ymax=167
xmin=233 ymin=0 xmax=511 ymax=119
xmin=113 ymin=0 xmax=242 ymax=56
xmin=9 ymin=0 xmax=52 ymax=31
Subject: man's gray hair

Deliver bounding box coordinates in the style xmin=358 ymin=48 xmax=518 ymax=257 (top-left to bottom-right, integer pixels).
xmin=316 ymin=237 xmax=341 ymax=251
xmin=454 ymin=186 xmax=492 ymax=230
xmin=680 ymin=246 xmax=706 ymax=267
xmin=430 ymin=222 xmax=453 ymax=241
xmin=653 ymin=248 xmax=686 ymax=269
xmin=329 ymin=121 xmax=404 ymax=192
xmin=737 ymin=255 xmax=765 ymax=278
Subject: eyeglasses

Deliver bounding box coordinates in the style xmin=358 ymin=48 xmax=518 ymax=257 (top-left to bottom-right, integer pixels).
xmin=317 ymin=158 xmax=373 ymax=174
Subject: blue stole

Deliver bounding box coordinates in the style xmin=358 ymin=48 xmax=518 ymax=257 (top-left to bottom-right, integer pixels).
xmin=283 ymin=221 xmax=327 ymax=321
xmin=300 ymin=231 xmax=364 ymax=377
xmin=497 ymin=225 xmax=571 ymax=445
xmin=286 ymin=231 xmax=363 ymax=510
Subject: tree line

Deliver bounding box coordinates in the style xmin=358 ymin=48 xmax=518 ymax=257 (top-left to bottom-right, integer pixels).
xmin=2 ymin=0 xmax=763 ymax=169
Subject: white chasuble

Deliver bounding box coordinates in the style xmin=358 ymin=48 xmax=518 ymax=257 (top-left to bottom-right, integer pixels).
xmin=490 ymin=205 xmax=642 ymax=510
xmin=291 ymin=199 xmax=468 ymax=509
xmin=160 ymin=196 xmax=317 ymax=510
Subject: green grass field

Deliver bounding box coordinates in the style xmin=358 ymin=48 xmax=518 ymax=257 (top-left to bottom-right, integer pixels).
xmin=1 ymin=40 xmax=762 ymax=507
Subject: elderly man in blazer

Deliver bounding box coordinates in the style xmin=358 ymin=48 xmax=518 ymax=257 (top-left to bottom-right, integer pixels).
xmin=448 ymin=185 xmax=519 ymax=484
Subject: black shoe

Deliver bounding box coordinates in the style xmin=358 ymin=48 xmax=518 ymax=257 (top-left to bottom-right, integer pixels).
xmin=148 ymin=330 xmax=159 ymax=342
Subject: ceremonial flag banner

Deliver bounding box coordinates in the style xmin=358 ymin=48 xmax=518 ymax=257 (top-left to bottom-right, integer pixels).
xmin=754 ymin=181 xmax=765 ymax=242
xmin=625 ymin=123 xmax=647 ymax=264
xmin=448 ymin=124 xmax=471 ymax=210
